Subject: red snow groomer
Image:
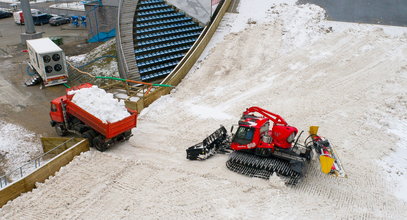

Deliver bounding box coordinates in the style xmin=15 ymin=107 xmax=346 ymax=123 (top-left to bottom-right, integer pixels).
xmin=186 ymin=106 xmax=346 ymax=185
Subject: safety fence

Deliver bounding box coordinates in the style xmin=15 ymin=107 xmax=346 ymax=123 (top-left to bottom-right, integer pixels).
xmin=0 ymin=138 xmax=89 ymax=208
xmin=0 ymin=137 xmax=78 ymax=189
xmin=67 ymin=55 xmax=118 ymax=85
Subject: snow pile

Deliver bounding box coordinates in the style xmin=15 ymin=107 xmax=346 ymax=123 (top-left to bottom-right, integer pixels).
xmin=0 ymin=121 xmax=42 ymax=177
xmin=66 ymin=54 xmax=86 ymax=64
xmin=68 ymin=86 xmax=130 ymax=123
xmin=49 ymin=2 xmax=85 ymax=11
xmin=268 ymin=3 xmax=329 ymax=52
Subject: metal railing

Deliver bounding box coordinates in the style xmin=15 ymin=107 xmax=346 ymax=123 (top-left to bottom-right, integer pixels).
xmin=0 ymin=137 xmax=76 ymax=189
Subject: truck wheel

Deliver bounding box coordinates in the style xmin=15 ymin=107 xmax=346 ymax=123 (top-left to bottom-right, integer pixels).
xmin=93 ymin=136 xmax=108 ymax=152
xmin=55 ymin=123 xmax=68 ymax=136
xmin=81 ymin=130 xmax=95 ymax=145
xmin=123 ymin=131 xmax=132 ymax=141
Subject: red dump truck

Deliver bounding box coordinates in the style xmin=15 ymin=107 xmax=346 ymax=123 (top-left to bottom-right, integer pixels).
xmin=49 ymin=83 xmax=137 ymax=151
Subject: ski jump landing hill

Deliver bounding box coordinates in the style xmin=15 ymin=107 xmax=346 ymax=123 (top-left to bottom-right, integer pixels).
xmin=0 ymin=0 xmax=232 ymax=209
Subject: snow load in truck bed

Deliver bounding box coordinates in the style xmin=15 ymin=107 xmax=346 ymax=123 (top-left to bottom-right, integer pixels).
xmin=68 ymin=86 xmax=130 ymax=123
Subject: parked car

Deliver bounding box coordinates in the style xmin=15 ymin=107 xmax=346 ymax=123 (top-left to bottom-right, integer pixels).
xmin=49 ymin=16 xmax=70 ymax=26
xmin=33 ymin=13 xmax=52 ymax=25
xmin=13 ymin=9 xmax=51 ymax=25
xmin=0 ymin=10 xmax=12 ymax=19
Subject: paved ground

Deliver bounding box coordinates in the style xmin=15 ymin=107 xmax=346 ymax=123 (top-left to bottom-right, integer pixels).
xmin=0 ymin=0 xmax=85 ymax=16
xmin=298 ymin=0 xmax=407 ymax=26
xmin=0 ymin=15 xmax=90 ymax=136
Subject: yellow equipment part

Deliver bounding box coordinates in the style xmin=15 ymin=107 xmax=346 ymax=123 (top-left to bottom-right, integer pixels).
xmin=319 ymin=155 xmax=335 ymax=174
xmin=309 ymin=126 xmax=319 ymax=135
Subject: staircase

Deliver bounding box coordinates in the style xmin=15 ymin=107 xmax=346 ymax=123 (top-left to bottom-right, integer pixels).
xmin=117 ymin=0 xmax=140 ymax=80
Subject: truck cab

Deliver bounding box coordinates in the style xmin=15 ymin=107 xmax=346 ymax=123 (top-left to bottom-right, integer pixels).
xmin=230 ymin=113 xmax=298 ymax=154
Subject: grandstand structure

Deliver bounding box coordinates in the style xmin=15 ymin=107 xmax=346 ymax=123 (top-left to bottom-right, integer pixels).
xmin=117 ymin=0 xmax=205 ymax=82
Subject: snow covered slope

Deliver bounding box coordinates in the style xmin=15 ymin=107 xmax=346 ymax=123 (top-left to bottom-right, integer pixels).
xmin=0 ymin=121 xmax=41 ymax=178
xmin=1 ymin=1 xmax=407 ymax=219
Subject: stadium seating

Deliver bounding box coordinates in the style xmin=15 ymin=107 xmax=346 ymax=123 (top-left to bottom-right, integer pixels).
xmin=134 ymin=0 xmax=204 ymax=81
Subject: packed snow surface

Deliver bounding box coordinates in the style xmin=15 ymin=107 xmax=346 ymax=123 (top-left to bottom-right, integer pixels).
xmin=68 ymin=86 xmax=130 ymax=123
xmin=1 ymin=0 xmax=407 ymax=219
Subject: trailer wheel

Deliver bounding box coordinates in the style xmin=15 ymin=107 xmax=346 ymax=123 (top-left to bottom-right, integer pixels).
xmin=93 ymin=136 xmax=108 ymax=152
xmin=55 ymin=123 xmax=68 ymax=136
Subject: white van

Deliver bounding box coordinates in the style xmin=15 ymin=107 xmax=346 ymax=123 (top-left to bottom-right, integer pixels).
xmin=13 ymin=9 xmax=41 ymax=24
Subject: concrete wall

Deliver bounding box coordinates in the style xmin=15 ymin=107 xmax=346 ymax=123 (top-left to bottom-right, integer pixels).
xmin=85 ymin=3 xmax=118 ymax=38
xmin=0 ymin=139 xmax=90 ymax=208
xmin=103 ymin=0 xmax=120 ymax=7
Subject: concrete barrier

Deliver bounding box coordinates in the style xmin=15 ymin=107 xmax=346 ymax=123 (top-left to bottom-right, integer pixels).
xmin=41 ymin=137 xmax=87 ymax=155
xmin=0 ymin=139 xmax=89 ymax=208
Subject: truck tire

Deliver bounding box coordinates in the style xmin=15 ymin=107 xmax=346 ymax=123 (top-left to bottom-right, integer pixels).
xmin=93 ymin=136 xmax=108 ymax=152
xmin=55 ymin=123 xmax=68 ymax=136
xmin=81 ymin=130 xmax=96 ymax=145
xmin=124 ymin=131 xmax=132 ymax=141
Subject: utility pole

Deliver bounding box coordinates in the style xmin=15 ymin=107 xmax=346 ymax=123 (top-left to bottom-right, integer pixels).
xmin=20 ymin=0 xmax=42 ymax=44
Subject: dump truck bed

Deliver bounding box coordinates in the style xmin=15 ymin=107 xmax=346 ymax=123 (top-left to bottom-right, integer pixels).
xmin=65 ymin=100 xmax=137 ymax=139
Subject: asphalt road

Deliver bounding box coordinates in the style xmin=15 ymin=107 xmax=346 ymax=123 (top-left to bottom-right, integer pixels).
xmin=0 ymin=15 xmax=87 ymax=48
xmin=298 ymin=0 xmax=407 ymax=26
xmin=0 ymin=15 xmax=88 ymax=136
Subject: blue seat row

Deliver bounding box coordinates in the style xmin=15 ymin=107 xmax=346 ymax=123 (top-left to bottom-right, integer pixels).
xmin=136 ymin=26 xmax=203 ymax=40
xmin=137 ymin=53 xmax=184 ymax=67
xmin=138 ymin=8 xmax=175 ymax=17
xmin=139 ymin=60 xmax=179 ymax=74
xmin=138 ymin=31 xmax=201 ymax=47
xmin=139 ymin=0 xmax=164 ymax=5
xmin=140 ymin=69 xmax=171 ymax=81
xmin=136 ymin=17 xmax=191 ymax=28
xmin=136 ymin=12 xmax=185 ymax=23
xmin=136 ymin=21 xmax=196 ymax=34
xmin=135 ymin=45 xmax=190 ymax=60
xmin=137 ymin=4 xmax=168 ymax=12
xmin=135 ymin=38 xmax=197 ymax=54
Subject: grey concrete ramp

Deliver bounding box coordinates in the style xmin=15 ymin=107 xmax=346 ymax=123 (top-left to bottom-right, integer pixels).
xmin=298 ymin=0 xmax=407 ymax=27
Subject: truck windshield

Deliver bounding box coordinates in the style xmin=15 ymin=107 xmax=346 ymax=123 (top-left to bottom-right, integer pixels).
xmin=232 ymin=126 xmax=255 ymax=145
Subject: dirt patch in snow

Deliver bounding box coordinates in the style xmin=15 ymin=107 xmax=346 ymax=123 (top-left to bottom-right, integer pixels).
xmin=0 ymin=154 xmax=7 ymax=176
xmin=66 ymin=39 xmax=119 ymax=78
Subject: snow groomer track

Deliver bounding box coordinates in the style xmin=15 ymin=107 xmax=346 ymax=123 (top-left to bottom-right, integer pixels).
xmin=1 ymin=0 xmax=407 ymax=219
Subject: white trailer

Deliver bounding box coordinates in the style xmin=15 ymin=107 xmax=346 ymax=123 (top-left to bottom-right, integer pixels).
xmin=26 ymin=38 xmax=68 ymax=87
